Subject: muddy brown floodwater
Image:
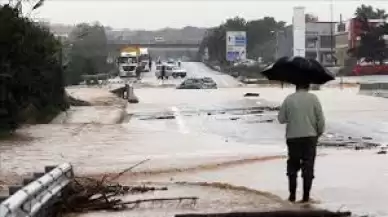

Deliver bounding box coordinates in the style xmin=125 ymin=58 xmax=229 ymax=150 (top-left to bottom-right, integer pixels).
xmin=3 ymin=63 xmax=388 ymax=216
xmin=67 ymin=182 xmax=297 ymax=217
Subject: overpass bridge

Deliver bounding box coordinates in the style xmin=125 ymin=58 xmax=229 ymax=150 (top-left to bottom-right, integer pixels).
xmin=107 ymin=40 xmax=201 ymax=60
xmin=108 ymin=41 xmax=200 ymax=49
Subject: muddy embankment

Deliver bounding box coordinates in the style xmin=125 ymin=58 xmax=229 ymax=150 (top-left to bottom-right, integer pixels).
xmin=53 ymin=87 xmax=128 ymax=124
xmin=0 ymin=87 xmax=128 ymax=188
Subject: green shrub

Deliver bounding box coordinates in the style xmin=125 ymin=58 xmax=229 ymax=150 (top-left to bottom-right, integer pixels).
xmin=0 ymin=4 xmax=68 ymax=132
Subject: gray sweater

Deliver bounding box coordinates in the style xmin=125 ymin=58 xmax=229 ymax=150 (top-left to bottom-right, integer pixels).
xmin=278 ymin=90 xmax=325 ymax=139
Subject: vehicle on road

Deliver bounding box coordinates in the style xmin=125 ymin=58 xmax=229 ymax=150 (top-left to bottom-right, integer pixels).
xmin=233 ymin=59 xmax=258 ymax=67
xmin=155 ymin=64 xmax=187 ymax=79
xmin=171 ymin=66 xmax=187 ymax=78
xmin=139 ymin=48 xmax=151 ymax=72
xmin=155 ymin=64 xmax=172 ymax=79
xmin=117 ymin=46 xmax=140 ymax=78
xmin=167 ymin=58 xmax=177 ymax=66
xmin=201 ymin=77 xmax=217 ymax=88
xmin=176 ymin=77 xmax=217 ymax=89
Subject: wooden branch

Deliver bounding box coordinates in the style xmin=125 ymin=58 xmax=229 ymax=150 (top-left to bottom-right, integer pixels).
xmin=109 ymin=159 xmax=150 ymax=181
xmin=118 ymin=196 xmax=199 ymax=206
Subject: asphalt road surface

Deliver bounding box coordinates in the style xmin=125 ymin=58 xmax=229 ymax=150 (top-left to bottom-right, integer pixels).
xmin=138 ymin=62 xmax=242 ymax=88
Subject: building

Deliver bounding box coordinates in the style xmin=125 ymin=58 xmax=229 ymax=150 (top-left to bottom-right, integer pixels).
xmin=277 ymin=21 xmax=337 ymax=66
xmin=335 ymin=18 xmax=387 ymax=67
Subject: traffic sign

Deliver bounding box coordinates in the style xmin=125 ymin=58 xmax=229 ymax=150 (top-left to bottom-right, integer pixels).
xmin=226 ymin=31 xmax=247 ymax=61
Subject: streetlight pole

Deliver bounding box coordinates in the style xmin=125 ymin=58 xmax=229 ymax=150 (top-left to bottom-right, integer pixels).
xmin=271 ymin=30 xmax=284 ymax=60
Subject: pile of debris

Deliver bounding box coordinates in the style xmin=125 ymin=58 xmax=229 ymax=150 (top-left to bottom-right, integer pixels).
xmin=61 ymin=159 xmax=198 ymax=213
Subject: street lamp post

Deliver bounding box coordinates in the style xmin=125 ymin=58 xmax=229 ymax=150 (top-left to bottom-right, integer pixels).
xmin=271 ymin=30 xmax=285 ymax=89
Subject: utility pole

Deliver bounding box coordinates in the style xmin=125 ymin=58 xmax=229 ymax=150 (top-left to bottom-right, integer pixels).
xmin=330 ymin=0 xmax=334 ymax=63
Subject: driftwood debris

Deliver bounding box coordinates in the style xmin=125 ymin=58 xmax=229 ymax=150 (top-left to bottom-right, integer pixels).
xmin=244 ymin=93 xmax=260 ymax=97
xmin=61 ymin=159 xmax=198 ymax=213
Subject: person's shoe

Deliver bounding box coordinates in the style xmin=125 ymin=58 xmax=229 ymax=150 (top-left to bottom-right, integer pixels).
xmin=302 ymin=178 xmax=313 ymax=203
xmin=302 ymin=192 xmax=310 ymax=203
xmin=288 ymin=193 xmax=296 ymax=202
xmin=288 ymin=176 xmax=297 ymax=203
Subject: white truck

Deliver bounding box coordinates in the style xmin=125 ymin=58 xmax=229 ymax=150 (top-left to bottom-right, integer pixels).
xmin=117 ymin=51 xmax=138 ymax=78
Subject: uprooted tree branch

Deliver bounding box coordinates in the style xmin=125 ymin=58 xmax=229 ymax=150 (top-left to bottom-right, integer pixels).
xmin=60 ymin=159 xmax=198 ymax=213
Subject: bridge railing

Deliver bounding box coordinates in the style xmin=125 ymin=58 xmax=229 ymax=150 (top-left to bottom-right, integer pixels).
xmin=0 ymin=163 xmax=73 ymax=217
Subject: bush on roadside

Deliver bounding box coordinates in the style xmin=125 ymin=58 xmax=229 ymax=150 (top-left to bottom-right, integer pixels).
xmin=0 ymin=5 xmax=68 ymax=133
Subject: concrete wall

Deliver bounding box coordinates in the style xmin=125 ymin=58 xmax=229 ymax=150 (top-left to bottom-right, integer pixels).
xmin=306 ymin=22 xmax=336 ymax=36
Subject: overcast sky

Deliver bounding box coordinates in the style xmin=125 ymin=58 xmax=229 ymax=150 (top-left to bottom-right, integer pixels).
xmin=15 ymin=0 xmax=388 ymax=30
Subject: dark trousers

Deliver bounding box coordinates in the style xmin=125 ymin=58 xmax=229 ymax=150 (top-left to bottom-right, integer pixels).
xmin=286 ymin=136 xmax=317 ymax=178
xmin=286 ymin=136 xmax=317 ymax=201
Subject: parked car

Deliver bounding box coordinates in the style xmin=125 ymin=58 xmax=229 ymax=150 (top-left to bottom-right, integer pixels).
xmin=171 ymin=66 xmax=187 ymax=78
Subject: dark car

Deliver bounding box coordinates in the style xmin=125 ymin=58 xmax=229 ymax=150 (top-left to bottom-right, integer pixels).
xmin=177 ymin=77 xmax=217 ymax=89
xmin=176 ymin=78 xmax=202 ymax=89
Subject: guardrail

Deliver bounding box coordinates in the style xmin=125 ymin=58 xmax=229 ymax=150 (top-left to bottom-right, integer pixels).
xmin=0 ymin=163 xmax=73 ymax=217
xmin=359 ymin=82 xmax=388 ymax=91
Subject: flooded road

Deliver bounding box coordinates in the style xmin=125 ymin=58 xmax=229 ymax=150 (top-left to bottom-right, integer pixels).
xmin=2 ymin=62 xmax=388 ymax=216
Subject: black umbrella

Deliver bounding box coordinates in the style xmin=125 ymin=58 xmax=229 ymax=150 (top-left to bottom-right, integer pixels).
xmin=261 ymin=56 xmax=335 ymax=85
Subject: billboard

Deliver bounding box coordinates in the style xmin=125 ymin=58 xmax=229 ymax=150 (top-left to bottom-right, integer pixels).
xmin=293 ymin=7 xmax=306 ymax=57
xmin=226 ymin=31 xmax=247 ymax=61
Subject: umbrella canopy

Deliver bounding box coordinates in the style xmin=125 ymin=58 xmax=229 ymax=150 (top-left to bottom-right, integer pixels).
xmin=261 ymin=56 xmax=335 ymax=85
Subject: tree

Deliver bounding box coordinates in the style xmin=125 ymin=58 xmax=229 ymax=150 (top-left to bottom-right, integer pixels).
xmin=199 ymin=16 xmax=285 ymax=64
xmin=246 ymin=17 xmax=285 ymax=60
xmin=349 ymin=13 xmax=388 ymax=64
xmin=0 ymin=4 xmax=68 ymax=131
xmin=355 ymin=4 xmax=388 ymax=19
xmin=6 ymin=0 xmax=46 ymax=14
xmin=65 ymin=23 xmax=109 ymax=85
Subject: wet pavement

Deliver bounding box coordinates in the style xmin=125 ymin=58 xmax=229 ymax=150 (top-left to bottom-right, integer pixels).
xmin=2 ymin=62 xmax=388 ymax=216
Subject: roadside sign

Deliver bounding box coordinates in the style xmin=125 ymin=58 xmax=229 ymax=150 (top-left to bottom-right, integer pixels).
xmin=226 ymin=31 xmax=247 ymax=61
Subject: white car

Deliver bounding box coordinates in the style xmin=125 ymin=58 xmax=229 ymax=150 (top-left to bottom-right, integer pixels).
xmin=171 ymin=66 xmax=187 ymax=78
xmin=155 ymin=65 xmax=187 ymax=79
xmin=155 ymin=64 xmax=173 ymax=78
xmin=233 ymin=59 xmax=258 ymax=67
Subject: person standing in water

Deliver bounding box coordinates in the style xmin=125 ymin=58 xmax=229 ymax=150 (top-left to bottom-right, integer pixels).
xmin=278 ymin=83 xmax=325 ymax=203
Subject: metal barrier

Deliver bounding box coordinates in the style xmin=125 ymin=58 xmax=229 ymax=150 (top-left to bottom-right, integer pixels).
xmin=0 ymin=163 xmax=73 ymax=217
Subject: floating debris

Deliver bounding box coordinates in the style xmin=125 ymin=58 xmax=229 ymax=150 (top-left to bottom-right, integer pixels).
xmin=244 ymin=93 xmax=260 ymax=97
xmin=62 ymin=159 xmax=198 ymax=213
xmin=362 ymin=137 xmax=373 ymax=140
xmin=139 ymin=115 xmax=176 ymax=120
